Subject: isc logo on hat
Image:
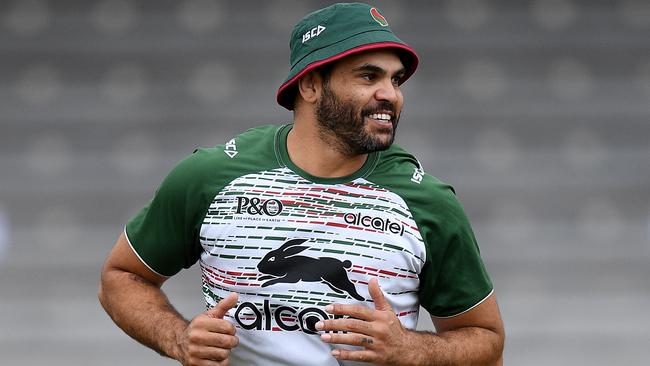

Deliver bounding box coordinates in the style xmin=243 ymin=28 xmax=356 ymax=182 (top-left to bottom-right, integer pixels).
xmin=302 ymin=25 xmax=326 ymax=43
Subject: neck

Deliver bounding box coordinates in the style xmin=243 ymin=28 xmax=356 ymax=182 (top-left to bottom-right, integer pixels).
xmin=287 ymin=118 xmax=368 ymax=178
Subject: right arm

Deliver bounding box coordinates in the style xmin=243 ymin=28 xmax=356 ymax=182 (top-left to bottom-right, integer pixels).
xmin=98 ymin=232 xmax=239 ymax=365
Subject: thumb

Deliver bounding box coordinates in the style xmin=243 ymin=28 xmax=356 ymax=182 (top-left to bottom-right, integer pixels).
xmin=368 ymin=278 xmax=392 ymax=311
xmin=206 ymin=292 xmax=239 ymax=319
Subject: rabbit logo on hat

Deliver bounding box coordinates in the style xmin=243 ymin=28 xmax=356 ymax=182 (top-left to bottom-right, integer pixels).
xmin=257 ymin=238 xmax=365 ymax=301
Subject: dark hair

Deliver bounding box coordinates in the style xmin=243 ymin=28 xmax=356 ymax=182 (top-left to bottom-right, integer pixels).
xmin=317 ymin=63 xmax=334 ymax=85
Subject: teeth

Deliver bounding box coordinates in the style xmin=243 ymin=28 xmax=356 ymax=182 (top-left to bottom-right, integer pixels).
xmin=368 ymin=113 xmax=391 ymax=121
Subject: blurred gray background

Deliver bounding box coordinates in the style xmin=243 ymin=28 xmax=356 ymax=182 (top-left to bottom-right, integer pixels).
xmin=1 ymin=0 xmax=649 ymax=365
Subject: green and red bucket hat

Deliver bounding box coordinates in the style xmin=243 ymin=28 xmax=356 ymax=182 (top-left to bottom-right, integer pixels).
xmin=276 ymin=2 xmax=419 ymax=110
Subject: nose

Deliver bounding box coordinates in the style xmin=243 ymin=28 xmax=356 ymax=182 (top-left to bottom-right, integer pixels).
xmin=374 ymin=78 xmax=400 ymax=104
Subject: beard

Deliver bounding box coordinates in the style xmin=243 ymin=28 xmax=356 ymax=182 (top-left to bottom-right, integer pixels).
xmin=315 ymin=82 xmax=400 ymax=156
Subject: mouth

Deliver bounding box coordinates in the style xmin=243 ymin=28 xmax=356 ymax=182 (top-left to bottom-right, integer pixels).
xmin=365 ymin=112 xmax=394 ymax=127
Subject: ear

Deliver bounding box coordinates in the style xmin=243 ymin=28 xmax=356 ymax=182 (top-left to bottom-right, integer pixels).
xmin=297 ymin=70 xmax=322 ymax=105
xmin=279 ymin=238 xmax=308 ymax=251
xmin=282 ymin=245 xmax=308 ymax=257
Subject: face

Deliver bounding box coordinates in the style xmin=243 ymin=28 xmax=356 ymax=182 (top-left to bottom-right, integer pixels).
xmin=315 ymin=50 xmax=406 ymax=156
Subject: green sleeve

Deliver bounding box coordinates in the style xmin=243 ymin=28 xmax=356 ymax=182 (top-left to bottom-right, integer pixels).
xmin=125 ymin=148 xmax=218 ymax=276
xmin=370 ymin=145 xmax=493 ymax=318
xmin=416 ymin=185 xmax=493 ymax=318
xmin=125 ymin=124 xmax=283 ymax=277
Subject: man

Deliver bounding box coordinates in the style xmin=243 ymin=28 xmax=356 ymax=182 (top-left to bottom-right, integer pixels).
xmin=99 ymin=3 xmax=504 ymax=365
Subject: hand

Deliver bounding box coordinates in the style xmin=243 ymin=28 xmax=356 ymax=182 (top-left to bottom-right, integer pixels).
xmin=316 ymin=278 xmax=411 ymax=365
xmin=178 ymin=293 xmax=239 ymax=366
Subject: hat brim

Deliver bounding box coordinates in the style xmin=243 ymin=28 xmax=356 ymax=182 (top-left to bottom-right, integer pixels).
xmin=276 ymin=30 xmax=419 ymax=111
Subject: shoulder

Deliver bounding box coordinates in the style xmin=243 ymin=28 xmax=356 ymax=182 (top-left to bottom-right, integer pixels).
xmin=368 ymin=144 xmax=469 ymax=226
xmin=162 ymin=124 xmax=283 ymax=192
xmin=225 ymin=124 xmax=281 ymax=149
xmin=200 ymin=123 xmax=280 ymax=162
xmin=371 ymin=144 xmax=456 ymax=200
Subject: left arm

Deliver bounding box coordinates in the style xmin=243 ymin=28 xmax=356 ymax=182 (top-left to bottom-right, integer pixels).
xmin=316 ymin=278 xmax=504 ymax=365
xmin=426 ymin=292 xmax=504 ymax=365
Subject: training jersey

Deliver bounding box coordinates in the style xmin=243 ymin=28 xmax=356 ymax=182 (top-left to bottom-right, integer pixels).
xmin=125 ymin=124 xmax=493 ymax=366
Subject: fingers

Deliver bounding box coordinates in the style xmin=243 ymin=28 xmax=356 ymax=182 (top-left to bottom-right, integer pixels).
xmin=367 ymin=278 xmax=392 ymax=311
xmin=331 ymin=348 xmax=377 ymax=363
xmin=324 ymin=303 xmax=375 ymax=321
xmin=316 ymin=317 xmax=374 ymax=336
xmin=183 ymin=295 xmax=239 ymax=365
xmin=182 ymin=294 xmax=239 ymax=366
xmin=320 ymin=331 xmax=380 ymax=364
xmin=192 ymin=313 xmax=237 ymax=335
xmin=317 ymin=278 xmax=394 ymax=334
xmin=183 ymin=323 xmax=239 ymax=366
xmin=206 ymin=292 xmax=239 ymax=319
xmin=321 ymin=332 xmax=377 ymax=349
xmin=317 ymin=279 xmax=405 ymax=364
xmin=188 ymin=329 xmax=239 ymax=349
xmin=190 ymin=343 xmax=233 ymax=361
xmin=184 ymin=359 xmax=222 ymax=366
xmin=184 ymin=354 xmax=230 ymax=366
xmin=200 ymin=293 xmax=239 ymax=335
xmin=323 ymin=278 xmax=392 ymax=321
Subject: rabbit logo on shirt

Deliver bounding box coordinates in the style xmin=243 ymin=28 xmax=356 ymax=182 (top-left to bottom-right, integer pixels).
xmin=256 ymin=239 xmax=365 ymax=301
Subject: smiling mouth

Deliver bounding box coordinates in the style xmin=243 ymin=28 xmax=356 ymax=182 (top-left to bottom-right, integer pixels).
xmin=366 ymin=113 xmax=392 ymax=122
xmin=365 ymin=112 xmax=395 ymax=128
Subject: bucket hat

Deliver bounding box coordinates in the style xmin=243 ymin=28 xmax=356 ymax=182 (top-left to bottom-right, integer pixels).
xmin=276 ymin=3 xmax=419 ymax=110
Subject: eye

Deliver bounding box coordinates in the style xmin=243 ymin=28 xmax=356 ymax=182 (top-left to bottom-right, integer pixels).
xmin=391 ymin=75 xmax=402 ymax=86
xmin=361 ymin=73 xmax=376 ymax=81
xmin=269 ymin=257 xmax=275 ymax=262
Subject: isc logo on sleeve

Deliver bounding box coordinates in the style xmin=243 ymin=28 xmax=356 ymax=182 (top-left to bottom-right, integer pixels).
xmin=224 ymin=138 xmax=238 ymax=158
xmin=411 ymin=166 xmax=424 ymax=184
xmin=302 ymin=25 xmax=326 ymax=43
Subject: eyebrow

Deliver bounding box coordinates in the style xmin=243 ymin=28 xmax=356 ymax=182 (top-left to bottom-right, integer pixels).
xmin=351 ymin=63 xmax=406 ymax=78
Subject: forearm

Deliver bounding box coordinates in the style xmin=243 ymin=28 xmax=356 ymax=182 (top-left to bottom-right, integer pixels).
xmin=98 ymin=269 xmax=188 ymax=361
xmin=404 ymin=327 xmax=503 ymax=366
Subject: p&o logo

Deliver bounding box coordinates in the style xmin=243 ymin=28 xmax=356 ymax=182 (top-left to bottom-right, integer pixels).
xmin=235 ymin=197 xmax=283 ymax=216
